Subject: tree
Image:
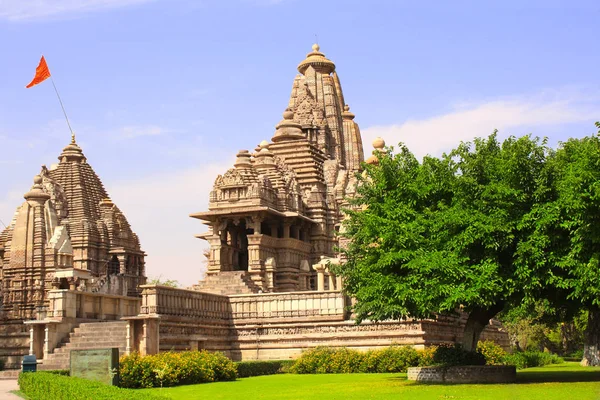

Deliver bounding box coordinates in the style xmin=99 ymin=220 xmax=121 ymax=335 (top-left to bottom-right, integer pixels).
xmin=531 ymin=126 xmax=600 ymax=365
xmin=147 ymin=275 xmax=180 ymax=288
xmin=338 ymin=132 xmax=554 ymax=351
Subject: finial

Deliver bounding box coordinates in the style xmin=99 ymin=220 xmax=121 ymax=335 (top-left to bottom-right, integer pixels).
xmin=259 ymin=140 xmax=269 ymax=149
xmin=283 ymin=108 xmax=294 ymax=120
xmin=71 ymin=131 xmax=76 ymax=143
xmin=312 ymin=43 xmax=320 ymax=52
xmin=33 ymin=175 xmax=42 ymax=185
xmin=373 ymin=137 xmax=385 ymax=150
xmin=344 ymin=104 xmax=350 ymax=112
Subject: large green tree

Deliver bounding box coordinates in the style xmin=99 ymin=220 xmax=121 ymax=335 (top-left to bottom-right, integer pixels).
xmin=338 ymin=133 xmax=555 ymax=351
xmin=529 ymin=126 xmax=600 ymax=365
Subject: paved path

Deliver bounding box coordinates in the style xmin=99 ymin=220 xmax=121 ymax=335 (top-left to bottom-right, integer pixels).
xmin=0 ymin=379 xmax=21 ymax=399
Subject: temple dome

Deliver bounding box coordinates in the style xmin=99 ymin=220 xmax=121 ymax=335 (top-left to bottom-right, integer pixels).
xmin=297 ymin=44 xmax=336 ymax=74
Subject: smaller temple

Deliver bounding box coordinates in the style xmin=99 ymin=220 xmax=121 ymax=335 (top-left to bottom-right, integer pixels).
xmin=0 ymin=138 xmax=146 ymax=321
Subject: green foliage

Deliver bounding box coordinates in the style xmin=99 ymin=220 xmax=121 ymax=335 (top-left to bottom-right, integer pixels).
xmin=338 ymin=133 xmax=553 ymax=327
xmin=119 ymin=351 xmax=236 ymax=388
xmin=499 ymin=303 xmax=586 ymax=355
xmin=44 ymin=369 xmax=70 ymax=376
xmin=503 ymin=351 xmax=564 ymax=370
xmin=146 ymin=275 xmax=180 ymax=288
xmin=18 ymin=371 xmax=168 ymax=400
xmin=477 ymin=341 xmax=508 ymax=365
xmin=290 ymin=345 xmax=433 ymax=374
xmin=432 ymin=344 xmax=486 ymax=366
xmin=235 ymin=360 xmax=295 ymax=378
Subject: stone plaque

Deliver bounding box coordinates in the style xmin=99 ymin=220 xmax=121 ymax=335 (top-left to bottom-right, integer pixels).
xmin=70 ymin=348 xmax=119 ymax=386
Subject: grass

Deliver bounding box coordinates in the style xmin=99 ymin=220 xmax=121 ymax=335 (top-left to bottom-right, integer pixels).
xmin=140 ymin=362 xmax=600 ymax=400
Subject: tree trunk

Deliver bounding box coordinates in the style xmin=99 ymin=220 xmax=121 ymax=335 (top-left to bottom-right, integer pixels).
xmin=461 ymin=303 xmax=504 ymax=352
xmin=582 ymin=308 xmax=600 ymax=366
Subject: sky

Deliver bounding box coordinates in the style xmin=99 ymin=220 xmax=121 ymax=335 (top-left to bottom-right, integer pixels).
xmin=0 ymin=0 xmax=599 ymax=287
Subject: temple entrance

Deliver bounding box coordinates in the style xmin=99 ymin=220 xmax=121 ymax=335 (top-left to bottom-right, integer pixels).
xmin=107 ymin=255 xmax=120 ymax=275
xmin=229 ymin=220 xmax=249 ymax=271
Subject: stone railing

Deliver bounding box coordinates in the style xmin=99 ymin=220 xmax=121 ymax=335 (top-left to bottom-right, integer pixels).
xmin=47 ymin=289 xmax=140 ymax=320
xmin=228 ymin=290 xmax=346 ymax=322
xmin=138 ymin=285 xmax=231 ymax=320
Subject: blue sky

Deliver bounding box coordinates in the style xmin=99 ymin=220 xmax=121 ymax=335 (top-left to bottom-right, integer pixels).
xmin=1 ymin=0 xmax=599 ymax=286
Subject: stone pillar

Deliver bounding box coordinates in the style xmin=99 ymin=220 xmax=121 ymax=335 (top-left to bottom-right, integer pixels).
xmin=118 ymin=254 xmax=127 ymax=275
xmin=140 ymin=318 xmax=159 ymax=356
xmin=43 ymin=326 xmax=49 ymax=359
xmin=125 ymin=321 xmax=132 ymax=355
xmin=314 ymin=264 xmax=326 ymax=292
xmin=29 ymin=327 xmax=34 ymax=356
xmin=336 ymin=275 xmax=343 ymax=291
xmin=328 ymin=272 xmax=335 ymax=291
xmin=283 ymin=222 xmax=291 ymax=239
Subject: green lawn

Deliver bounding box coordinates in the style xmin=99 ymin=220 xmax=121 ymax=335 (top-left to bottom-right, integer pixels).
xmin=140 ymin=362 xmax=600 ymax=400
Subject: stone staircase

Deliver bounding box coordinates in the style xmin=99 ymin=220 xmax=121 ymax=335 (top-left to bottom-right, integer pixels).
xmin=191 ymin=271 xmax=261 ymax=295
xmin=40 ymin=321 xmax=127 ymax=370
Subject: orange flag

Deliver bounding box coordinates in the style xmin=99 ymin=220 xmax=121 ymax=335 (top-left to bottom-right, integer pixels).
xmin=26 ymin=56 xmax=51 ymax=88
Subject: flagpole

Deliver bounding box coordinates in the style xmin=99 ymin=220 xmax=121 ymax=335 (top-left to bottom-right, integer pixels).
xmin=49 ymin=75 xmax=75 ymax=143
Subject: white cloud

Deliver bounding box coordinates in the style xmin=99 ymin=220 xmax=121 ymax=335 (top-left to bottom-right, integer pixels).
xmin=108 ymin=161 xmax=231 ymax=287
xmin=0 ymin=0 xmax=155 ymax=21
xmin=362 ymin=91 xmax=600 ymax=160
xmin=119 ymin=125 xmax=165 ymax=139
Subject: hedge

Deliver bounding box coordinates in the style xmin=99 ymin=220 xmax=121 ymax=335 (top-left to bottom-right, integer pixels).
xmin=503 ymin=351 xmax=564 ymax=369
xmin=235 ymin=360 xmax=295 ymax=377
xmin=119 ymin=351 xmax=237 ymax=388
xmin=290 ymin=346 xmax=431 ymax=374
xmin=18 ymin=372 xmax=168 ymax=400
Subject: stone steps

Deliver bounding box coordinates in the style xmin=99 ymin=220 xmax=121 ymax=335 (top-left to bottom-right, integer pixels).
xmin=193 ymin=271 xmax=261 ymax=295
xmin=40 ymin=321 xmax=128 ymax=371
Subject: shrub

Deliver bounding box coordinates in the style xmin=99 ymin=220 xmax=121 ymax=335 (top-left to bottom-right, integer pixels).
xmin=236 ymin=360 xmax=294 ymax=378
xmin=477 ymin=340 xmax=507 ymax=365
xmin=364 ymin=346 xmax=421 ymax=373
xmin=432 ymin=344 xmax=486 ymax=366
xmin=119 ymin=351 xmax=237 ymax=388
xmin=290 ymin=345 xmax=426 ymax=374
xmin=418 ymin=346 xmax=437 ymax=366
xmin=44 ymin=370 xmax=70 ymax=376
xmin=18 ymin=372 xmax=168 ymax=400
xmin=503 ymin=351 xmax=564 ymax=369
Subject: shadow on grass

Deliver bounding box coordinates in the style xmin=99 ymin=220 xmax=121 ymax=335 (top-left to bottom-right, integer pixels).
xmin=384 ymin=369 xmax=600 ymax=385
xmin=517 ymin=370 xmax=600 ymax=383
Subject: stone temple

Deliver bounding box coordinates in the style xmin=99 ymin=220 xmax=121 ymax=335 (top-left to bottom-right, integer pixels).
xmin=0 ymin=45 xmax=507 ymax=370
xmin=192 ymin=43 xmax=363 ymax=295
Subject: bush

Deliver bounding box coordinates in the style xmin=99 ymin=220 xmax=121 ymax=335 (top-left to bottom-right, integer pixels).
xmin=362 ymin=346 xmax=422 ymax=373
xmin=418 ymin=346 xmax=437 ymax=366
xmin=432 ymin=344 xmax=486 ymax=366
xmin=236 ymin=360 xmax=295 ymax=378
xmin=503 ymin=351 xmax=564 ymax=369
xmin=119 ymin=351 xmax=237 ymax=388
xmin=477 ymin=341 xmax=508 ymax=365
xmin=290 ymin=345 xmax=428 ymax=374
xmin=18 ymin=372 xmax=168 ymax=400
xmin=44 ymin=369 xmax=70 ymax=376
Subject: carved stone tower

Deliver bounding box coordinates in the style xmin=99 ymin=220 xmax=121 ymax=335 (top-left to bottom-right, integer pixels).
xmin=0 ymin=138 xmax=146 ymax=320
xmin=191 ymin=45 xmax=364 ymax=294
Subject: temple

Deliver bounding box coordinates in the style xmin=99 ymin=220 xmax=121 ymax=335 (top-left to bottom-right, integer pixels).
xmin=0 ymin=138 xmax=145 ymax=367
xmin=0 ymin=45 xmax=508 ymax=370
xmin=191 ymin=44 xmax=363 ymax=294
